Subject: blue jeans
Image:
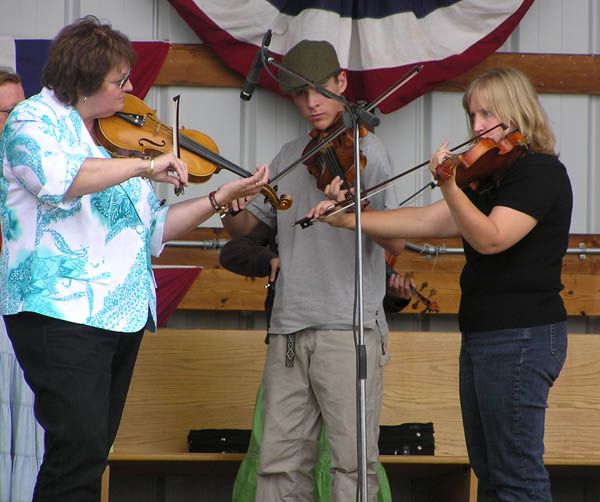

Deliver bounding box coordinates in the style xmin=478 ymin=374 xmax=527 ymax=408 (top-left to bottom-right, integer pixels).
xmin=459 ymin=322 xmax=567 ymax=501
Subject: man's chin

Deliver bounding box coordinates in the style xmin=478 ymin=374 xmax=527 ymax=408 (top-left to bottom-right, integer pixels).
xmin=310 ymin=117 xmax=334 ymax=131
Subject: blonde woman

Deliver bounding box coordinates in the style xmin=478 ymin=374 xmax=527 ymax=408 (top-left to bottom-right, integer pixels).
xmin=309 ymin=67 xmax=572 ymax=501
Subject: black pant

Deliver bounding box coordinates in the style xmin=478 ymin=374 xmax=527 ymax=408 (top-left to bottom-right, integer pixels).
xmin=4 ymin=312 xmax=144 ymax=502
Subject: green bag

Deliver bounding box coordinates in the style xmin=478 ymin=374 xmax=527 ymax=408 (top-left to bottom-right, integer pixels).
xmin=232 ymin=384 xmax=392 ymax=502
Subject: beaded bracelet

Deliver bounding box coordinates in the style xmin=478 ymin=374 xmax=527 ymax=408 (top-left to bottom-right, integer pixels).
xmin=208 ymin=190 xmax=229 ymax=216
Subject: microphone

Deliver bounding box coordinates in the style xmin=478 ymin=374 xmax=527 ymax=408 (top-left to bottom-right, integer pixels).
xmin=240 ymin=30 xmax=272 ymax=101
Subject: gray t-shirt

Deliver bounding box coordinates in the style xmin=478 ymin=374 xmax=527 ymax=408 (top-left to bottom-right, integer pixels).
xmin=248 ymin=131 xmax=399 ymax=335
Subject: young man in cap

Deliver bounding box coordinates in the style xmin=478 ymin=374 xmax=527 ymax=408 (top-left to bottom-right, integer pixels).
xmin=223 ymin=40 xmax=404 ymax=501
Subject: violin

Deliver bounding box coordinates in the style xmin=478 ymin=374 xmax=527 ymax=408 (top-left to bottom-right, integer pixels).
xmin=303 ymin=113 xmax=368 ymax=192
xmin=95 ymin=93 xmax=292 ymax=211
xmin=385 ymin=253 xmax=440 ymax=313
xmin=294 ymin=125 xmax=526 ymax=228
xmin=435 ymin=130 xmax=528 ymax=190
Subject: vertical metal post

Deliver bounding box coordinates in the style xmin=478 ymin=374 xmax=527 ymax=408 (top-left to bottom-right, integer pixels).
xmin=352 ymin=119 xmax=368 ymax=502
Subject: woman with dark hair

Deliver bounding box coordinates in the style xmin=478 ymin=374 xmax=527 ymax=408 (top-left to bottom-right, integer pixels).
xmin=0 ymin=16 xmax=268 ymax=501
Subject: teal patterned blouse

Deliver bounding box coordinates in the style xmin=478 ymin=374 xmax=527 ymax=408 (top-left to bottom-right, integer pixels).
xmin=0 ymin=88 xmax=168 ymax=333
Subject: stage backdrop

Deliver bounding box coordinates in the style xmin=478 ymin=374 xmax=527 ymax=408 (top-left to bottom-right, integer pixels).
xmin=166 ymin=0 xmax=534 ymax=113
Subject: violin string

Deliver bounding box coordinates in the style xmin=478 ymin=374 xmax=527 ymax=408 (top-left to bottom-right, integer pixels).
xmin=270 ymin=123 xmax=349 ymax=186
xmin=323 ymin=146 xmax=350 ymax=188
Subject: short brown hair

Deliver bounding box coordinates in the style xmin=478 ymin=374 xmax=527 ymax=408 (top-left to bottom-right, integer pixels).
xmin=41 ymin=15 xmax=136 ymax=106
xmin=0 ymin=68 xmax=21 ymax=87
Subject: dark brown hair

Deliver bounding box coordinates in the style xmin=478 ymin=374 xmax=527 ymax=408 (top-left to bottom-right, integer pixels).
xmin=41 ymin=15 xmax=136 ymax=106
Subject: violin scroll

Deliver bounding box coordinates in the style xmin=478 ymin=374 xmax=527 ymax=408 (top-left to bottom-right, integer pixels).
xmin=385 ymin=253 xmax=440 ymax=314
xmin=261 ymin=185 xmax=293 ymax=211
xmin=409 ymin=280 xmax=440 ymax=314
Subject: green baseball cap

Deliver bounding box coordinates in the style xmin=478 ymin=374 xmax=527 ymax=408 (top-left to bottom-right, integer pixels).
xmin=279 ymin=40 xmax=341 ymax=93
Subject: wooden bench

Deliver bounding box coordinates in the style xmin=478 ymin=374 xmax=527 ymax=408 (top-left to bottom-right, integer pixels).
xmin=104 ymin=329 xmax=600 ymax=502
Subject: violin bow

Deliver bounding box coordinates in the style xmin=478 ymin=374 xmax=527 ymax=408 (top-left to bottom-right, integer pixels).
xmin=172 ymin=95 xmax=184 ymax=196
xmin=294 ymin=123 xmax=506 ymax=227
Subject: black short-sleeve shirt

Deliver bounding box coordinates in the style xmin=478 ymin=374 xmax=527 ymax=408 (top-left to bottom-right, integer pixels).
xmin=458 ymin=152 xmax=573 ymax=332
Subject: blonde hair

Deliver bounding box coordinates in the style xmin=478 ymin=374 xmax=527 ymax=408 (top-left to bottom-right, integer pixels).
xmin=462 ymin=67 xmax=556 ymax=155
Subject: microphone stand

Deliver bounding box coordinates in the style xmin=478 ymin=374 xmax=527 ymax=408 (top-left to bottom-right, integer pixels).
xmin=263 ymin=47 xmax=381 ymax=502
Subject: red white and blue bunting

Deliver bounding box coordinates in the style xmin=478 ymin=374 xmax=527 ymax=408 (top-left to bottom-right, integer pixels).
xmin=167 ymin=0 xmax=534 ymax=112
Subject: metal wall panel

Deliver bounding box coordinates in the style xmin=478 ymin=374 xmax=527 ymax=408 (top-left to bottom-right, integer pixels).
xmin=0 ymin=0 xmax=598 ymax=232
xmin=0 ymin=0 xmax=67 ymax=37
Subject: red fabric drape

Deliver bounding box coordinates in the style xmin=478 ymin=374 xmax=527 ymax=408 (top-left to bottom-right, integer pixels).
xmin=153 ymin=267 xmax=202 ymax=327
xmin=131 ymin=41 xmax=171 ymax=99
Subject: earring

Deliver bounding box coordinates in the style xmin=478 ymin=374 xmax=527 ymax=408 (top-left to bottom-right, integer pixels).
xmin=83 ymin=96 xmax=88 ymax=104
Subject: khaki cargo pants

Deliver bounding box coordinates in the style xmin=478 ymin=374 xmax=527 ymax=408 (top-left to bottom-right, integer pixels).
xmin=256 ymin=328 xmax=388 ymax=501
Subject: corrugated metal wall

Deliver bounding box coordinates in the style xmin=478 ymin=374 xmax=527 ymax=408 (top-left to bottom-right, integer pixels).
xmin=169 ymin=0 xmax=599 ymax=232
xmin=1 ymin=0 xmax=597 ymax=230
